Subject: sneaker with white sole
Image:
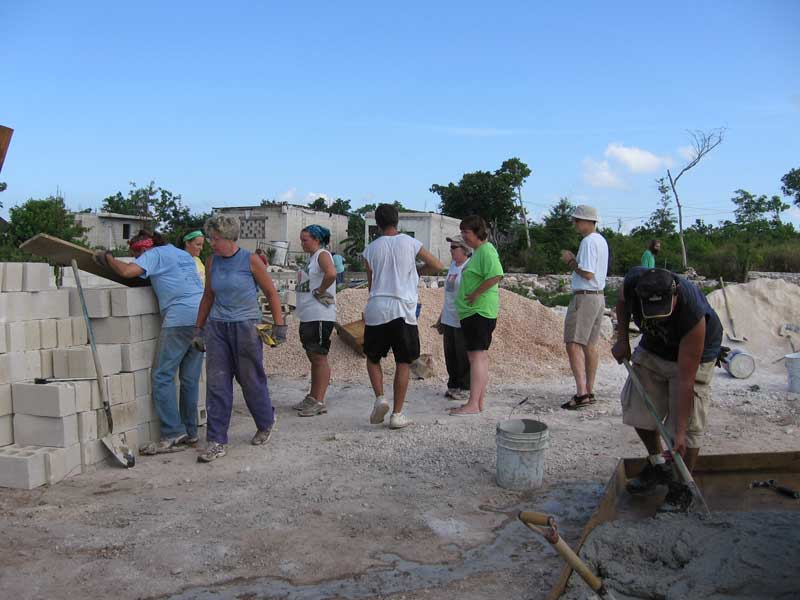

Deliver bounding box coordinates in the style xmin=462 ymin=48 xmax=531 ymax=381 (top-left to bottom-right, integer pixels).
xmin=389 ymin=412 xmax=412 ymax=429
xmin=197 ymin=442 xmax=227 ymax=463
xmin=292 ymin=394 xmax=316 ymax=411
xmin=298 ymin=401 xmax=327 ymax=417
xmin=369 ymin=396 xmax=391 ymax=424
xmin=158 ymin=433 xmax=188 ymax=452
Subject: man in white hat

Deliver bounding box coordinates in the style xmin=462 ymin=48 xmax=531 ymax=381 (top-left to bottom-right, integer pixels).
xmin=559 ymin=205 xmax=609 ymax=409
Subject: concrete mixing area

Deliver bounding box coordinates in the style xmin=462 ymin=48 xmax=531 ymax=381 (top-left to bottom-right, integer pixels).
xmin=1 ymin=360 xmax=798 ymax=599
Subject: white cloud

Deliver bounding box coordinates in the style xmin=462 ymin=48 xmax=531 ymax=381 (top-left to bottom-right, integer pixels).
xmin=677 ymin=145 xmax=695 ymax=161
xmin=277 ymin=187 xmax=299 ymax=203
xmin=306 ymin=192 xmax=329 ymax=204
xmin=604 ymin=143 xmax=673 ymax=173
xmin=581 ymin=158 xmax=625 ymax=189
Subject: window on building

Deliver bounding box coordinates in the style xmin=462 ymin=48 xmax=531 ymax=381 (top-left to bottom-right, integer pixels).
xmin=122 ymin=224 xmax=131 ymax=239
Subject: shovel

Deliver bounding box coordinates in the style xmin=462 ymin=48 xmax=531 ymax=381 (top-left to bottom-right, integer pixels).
xmin=519 ymin=511 xmax=618 ymax=600
xmin=623 ymin=360 xmax=710 ymax=517
xmin=719 ymin=277 xmax=745 ymax=343
xmin=71 ymin=260 xmax=135 ymax=468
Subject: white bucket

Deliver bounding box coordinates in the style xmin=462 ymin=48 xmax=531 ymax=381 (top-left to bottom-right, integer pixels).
xmin=496 ymin=419 xmax=549 ymax=490
xmin=269 ymin=241 xmax=289 ymax=266
xmin=786 ymin=352 xmax=800 ymax=393
xmin=723 ymin=349 xmax=756 ymax=379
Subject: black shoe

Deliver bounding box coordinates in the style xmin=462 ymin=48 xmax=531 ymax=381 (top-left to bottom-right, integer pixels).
xmin=658 ymin=482 xmax=693 ymax=513
xmin=625 ymin=462 xmax=673 ymax=495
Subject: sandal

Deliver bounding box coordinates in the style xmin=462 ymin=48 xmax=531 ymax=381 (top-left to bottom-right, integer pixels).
xmin=560 ymin=394 xmax=595 ymax=410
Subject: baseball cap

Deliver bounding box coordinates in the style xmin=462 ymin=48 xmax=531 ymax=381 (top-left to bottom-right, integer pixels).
xmin=446 ymin=235 xmax=470 ymax=252
xmin=635 ymin=268 xmax=677 ymax=318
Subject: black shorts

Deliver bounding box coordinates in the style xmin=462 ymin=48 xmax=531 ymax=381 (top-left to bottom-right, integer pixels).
xmin=364 ymin=318 xmax=420 ymax=364
xmin=460 ymin=314 xmax=497 ymax=352
xmin=299 ymin=321 xmax=334 ymax=355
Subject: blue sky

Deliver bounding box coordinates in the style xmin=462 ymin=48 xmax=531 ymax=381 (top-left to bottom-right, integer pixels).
xmin=2 ymin=1 xmax=799 ymax=230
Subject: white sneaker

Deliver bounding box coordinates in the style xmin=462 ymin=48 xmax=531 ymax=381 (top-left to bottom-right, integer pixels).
xmin=389 ymin=412 xmax=412 ymax=429
xmin=369 ymin=395 xmax=391 ymax=424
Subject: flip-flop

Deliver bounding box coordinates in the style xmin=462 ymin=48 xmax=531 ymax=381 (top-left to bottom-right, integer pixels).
xmin=560 ymin=394 xmax=595 ymax=410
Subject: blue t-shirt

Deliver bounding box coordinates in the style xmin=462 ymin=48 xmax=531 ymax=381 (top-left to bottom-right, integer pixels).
xmin=332 ymin=253 xmax=345 ymax=274
xmin=135 ymin=245 xmax=204 ymax=327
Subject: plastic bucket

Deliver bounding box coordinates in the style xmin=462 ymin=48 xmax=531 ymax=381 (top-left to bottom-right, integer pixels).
xmin=786 ymin=352 xmax=800 ymax=393
xmin=270 ymin=241 xmax=289 ymax=266
xmin=496 ymin=419 xmax=549 ymax=490
xmin=723 ymin=349 xmax=756 ymax=379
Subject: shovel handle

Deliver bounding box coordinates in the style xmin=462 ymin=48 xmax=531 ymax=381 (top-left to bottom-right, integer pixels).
xmin=518 ymin=511 xmax=551 ymax=527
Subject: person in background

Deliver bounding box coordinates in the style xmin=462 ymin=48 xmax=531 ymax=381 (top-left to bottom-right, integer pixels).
xmin=193 ymin=215 xmax=287 ymax=463
xmin=183 ymin=230 xmax=206 ymax=284
xmin=435 ymin=234 xmax=471 ymax=401
xmin=641 ymin=239 xmax=661 ymax=268
xmin=560 ymin=205 xmax=609 ymax=410
xmin=293 ymin=225 xmax=337 ymax=417
xmin=450 ymin=216 xmax=504 ymax=416
xmin=254 ymin=247 xmax=269 ymax=267
xmin=332 ymin=251 xmax=346 ymax=284
xmin=362 ymin=204 xmax=444 ymax=429
xmin=95 ymin=230 xmax=204 ymax=450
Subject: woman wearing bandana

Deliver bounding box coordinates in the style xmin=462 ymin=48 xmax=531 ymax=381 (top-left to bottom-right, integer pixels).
xmin=182 ymin=230 xmax=206 ymax=284
xmin=96 ymin=230 xmax=205 ymax=451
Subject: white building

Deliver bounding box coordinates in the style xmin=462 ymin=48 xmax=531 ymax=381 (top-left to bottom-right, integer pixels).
xmin=363 ymin=211 xmax=461 ymax=263
xmin=73 ymin=212 xmax=152 ymax=250
xmin=213 ymin=203 xmax=349 ymax=262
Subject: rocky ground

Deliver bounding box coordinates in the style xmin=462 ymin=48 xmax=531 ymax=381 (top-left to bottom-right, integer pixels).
xmin=0 ymin=361 xmax=797 ymax=600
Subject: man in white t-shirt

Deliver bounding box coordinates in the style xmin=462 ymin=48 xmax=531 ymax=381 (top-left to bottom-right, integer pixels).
xmin=362 ymin=204 xmax=444 ymax=429
xmin=559 ymin=205 xmax=609 ymax=410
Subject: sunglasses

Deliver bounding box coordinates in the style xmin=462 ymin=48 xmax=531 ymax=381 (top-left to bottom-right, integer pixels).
xmin=450 ymin=245 xmax=462 ymax=250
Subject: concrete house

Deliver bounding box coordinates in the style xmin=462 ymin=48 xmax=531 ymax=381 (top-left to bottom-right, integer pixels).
xmin=73 ymin=212 xmax=152 ymax=250
xmin=363 ymin=211 xmax=461 ymax=263
xmin=212 ymin=203 xmax=349 ymax=263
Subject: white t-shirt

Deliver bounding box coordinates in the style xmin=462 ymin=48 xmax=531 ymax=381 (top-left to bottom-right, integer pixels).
xmin=362 ymin=233 xmax=423 ymax=326
xmin=572 ymin=231 xmax=608 ymax=291
xmin=296 ymin=248 xmax=336 ymax=322
xmin=440 ymin=258 xmax=469 ymax=328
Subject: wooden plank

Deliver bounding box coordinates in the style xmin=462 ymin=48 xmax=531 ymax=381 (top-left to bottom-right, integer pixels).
xmin=0 ymin=126 xmax=13 ymax=173
xmin=19 ymin=233 xmax=149 ymax=288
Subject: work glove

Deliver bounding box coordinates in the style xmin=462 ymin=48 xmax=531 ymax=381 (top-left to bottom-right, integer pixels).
xmin=191 ymin=327 xmax=206 ymax=353
xmin=716 ymin=346 xmax=731 ymax=368
xmin=312 ymin=288 xmax=335 ymax=306
xmin=433 ymin=319 xmax=444 ymax=335
xmin=93 ymin=250 xmax=112 ymax=269
xmin=271 ymin=324 xmax=288 ymax=346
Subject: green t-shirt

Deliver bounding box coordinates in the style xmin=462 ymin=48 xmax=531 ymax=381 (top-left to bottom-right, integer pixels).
xmin=456 ymin=242 xmax=504 ymax=320
xmin=641 ymin=249 xmax=656 ymax=268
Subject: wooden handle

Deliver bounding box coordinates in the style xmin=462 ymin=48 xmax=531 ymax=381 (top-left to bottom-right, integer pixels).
xmin=518 ymin=511 xmax=551 ymax=527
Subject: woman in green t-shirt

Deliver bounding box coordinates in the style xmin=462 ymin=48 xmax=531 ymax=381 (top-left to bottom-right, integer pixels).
xmin=450 ymin=215 xmax=504 ymax=416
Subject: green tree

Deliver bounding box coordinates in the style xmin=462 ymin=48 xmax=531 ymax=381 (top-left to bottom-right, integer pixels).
xmin=498 ymin=158 xmax=532 ymax=248
xmin=431 ymin=169 xmax=517 ymax=241
xmin=308 ymin=197 xmax=328 ymax=211
xmin=645 ymin=178 xmax=677 ymax=235
xmin=781 ymin=167 xmax=800 ymax=206
xmin=7 ymin=196 xmax=88 ymax=246
xmin=102 ymin=181 xmax=190 ymax=235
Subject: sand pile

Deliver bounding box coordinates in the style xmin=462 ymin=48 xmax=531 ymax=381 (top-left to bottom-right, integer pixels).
xmin=706 ymin=278 xmax=800 ymax=366
xmin=265 ymin=288 xmax=577 ymax=383
xmin=561 ymin=511 xmax=800 ymax=599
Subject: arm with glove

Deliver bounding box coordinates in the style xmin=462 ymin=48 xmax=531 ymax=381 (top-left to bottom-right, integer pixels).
xmin=250 ymin=254 xmax=287 ymax=344
xmin=312 ymin=250 xmax=338 ymax=306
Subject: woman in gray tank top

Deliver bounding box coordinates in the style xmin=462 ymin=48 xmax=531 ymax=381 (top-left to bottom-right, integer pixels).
xmin=192 ymin=215 xmax=287 ymax=463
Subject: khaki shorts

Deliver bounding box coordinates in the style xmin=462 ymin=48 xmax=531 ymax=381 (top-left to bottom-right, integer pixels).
xmin=563 ymin=294 xmax=605 ymax=345
xmin=621 ymin=347 xmax=715 ymax=448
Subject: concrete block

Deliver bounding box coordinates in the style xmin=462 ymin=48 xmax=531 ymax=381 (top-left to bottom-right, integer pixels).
xmin=97 ymin=401 xmax=137 ymax=437
xmin=141 ymin=314 xmax=161 ymax=340
xmin=80 ymin=438 xmax=108 ymax=467
xmin=39 ymin=319 xmax=58 ymax=349
xmin=133 ymin=368 xmax=150 ymax=396
xmin=149 ymin=419 xmax=161 ymax=441
xmin=136 ymin=422 xmax=152 ymax=444
xmin=22 ymin=263 xmax=51 ymax=292
xmin=0 ymin=414 xmax=13 ymax=446
xmin=73 ymin=380 xmax=92 ymax=413
xmin=107 ymin=374 xmax=123 ymax=405
xmin=121 ymin=428 xmax=139 ymax=456
xmin=43 ymin=444 xmax=82 ymax=484
xmin=0 ymin=292 xmax=30 ymax=322
xmin=24 ymin=320 xmax=41 ymax=351
xmin=68 ymin=287 xmax=112 ymax=318
xmin=52 ymin=349 xmax=70 ymax=379
xmin=31 ymin=290 xmax=69 ymax=320
xmin=0 ymin=445 xmax=47 ymax=488
xmin=1 ymin=263 xmax=23 ymax=292
xmin=77 ymin=410 xmax=97 ymax=442
xmin=198 ymin=405 xmax=208 ymax=426
xmin=0 ymin=323 xmax=6 ymax=354
xmin=66 ymin=345 xmax=122 ymax=378
xmin=56 ymin=318 xmax=73 ymax=348
xmin=24 ymin=350 xmax=42 ymax=381
xmin=71 ymin=316 xmax=88 ymax=346
xmin=110 ymin=287 xmax=159 ymax=316
xmin=0 ymin=263 xmax=4 ymax=290
xmin=91 ymin=315 xmax=142 ymax=344
xmin=5 ymin=322 xmax=26 ymax=353
xmin=120 ymin=340 xmax=157 ymax=372
xmin=39 ymin=349 xmax=54 ymax=379
xmin=14 ymin=413 xmax=79 ymax=448
xmin=12 ymin=382 xmax=76 ymax=417
xmin=0 ymin=384 xmax=11 ymax=416
xmin=0 ymin=352 xmax=29 ymax=384
xmin=120 ymin=372 xmax=135 ymax=404
xmin=136 ymin=394 xmax=154 ymax=424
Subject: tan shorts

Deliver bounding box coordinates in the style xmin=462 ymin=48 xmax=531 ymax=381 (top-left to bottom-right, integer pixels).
xmin=563 ymin=294 xmax=605 ymax=345
xmin=621 ymin=347 xmax=715 ymax=448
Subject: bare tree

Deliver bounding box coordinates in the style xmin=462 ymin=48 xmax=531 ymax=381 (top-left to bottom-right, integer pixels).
xmin=666 ymin=128 xmax=725 ymax=270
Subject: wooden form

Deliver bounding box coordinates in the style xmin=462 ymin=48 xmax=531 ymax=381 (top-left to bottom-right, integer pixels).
xmin=335 ymin=319 xmax=365 ymax=355
xmin=0 ymin=126 xmax=13 ymax=173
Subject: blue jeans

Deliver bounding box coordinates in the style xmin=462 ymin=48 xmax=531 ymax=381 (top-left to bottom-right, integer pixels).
xmin=151 ymin=325 xmax=204 ymax=439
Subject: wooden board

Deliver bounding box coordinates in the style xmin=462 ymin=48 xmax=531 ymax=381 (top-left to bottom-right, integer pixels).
xmin=19 ymin=233 xmax=150 ymax=288
xmin=335 ymin=319 xmax=365 ymax=354
xmin=0 ymin=126 xmax=12 ymax=173
xmin=548 ymin=451 xmax=800 ymax=599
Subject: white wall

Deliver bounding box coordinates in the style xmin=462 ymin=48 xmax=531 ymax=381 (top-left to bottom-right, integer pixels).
xmin=74 ymin=214 xmax=150 ymax=250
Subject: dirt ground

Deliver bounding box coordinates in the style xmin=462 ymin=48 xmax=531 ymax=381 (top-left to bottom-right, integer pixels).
xmin=0 ymin=356 xmax=798 ymax=600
